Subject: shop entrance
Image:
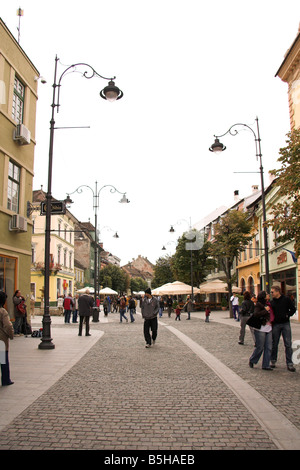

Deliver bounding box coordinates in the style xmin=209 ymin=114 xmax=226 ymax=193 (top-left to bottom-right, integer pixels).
xmin=0 ymin=255 xmax=17 ymax=318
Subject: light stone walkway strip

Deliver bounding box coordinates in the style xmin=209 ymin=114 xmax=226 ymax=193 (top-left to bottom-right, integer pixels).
xmin=163 ymin=322 xmax=300 ymax=450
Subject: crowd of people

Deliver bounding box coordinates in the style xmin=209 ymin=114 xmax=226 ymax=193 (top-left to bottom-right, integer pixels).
xmin=0 ymin=284 xmax=297 ymax=387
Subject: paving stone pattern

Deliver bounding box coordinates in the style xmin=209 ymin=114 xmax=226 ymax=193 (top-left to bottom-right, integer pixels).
xmin=0 ymin=314 xmax=283 ymax=450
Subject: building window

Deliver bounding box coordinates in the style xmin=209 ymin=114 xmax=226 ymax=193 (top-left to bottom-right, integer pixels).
xmin=255 ymin=234 xmax=259 ymax=256
xmin=249 ymin=239 xmax=253 ymax=259
xmin=12 ymin=77 xmax=25 ymax=124
xmin=7 ymin=160 xmax=20 ymax=212
xmin=57 ymin=246 xmax=61 ymax=265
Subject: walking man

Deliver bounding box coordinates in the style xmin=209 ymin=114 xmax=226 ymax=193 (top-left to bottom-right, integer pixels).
xmin=230 ymin=293 xmax=240 ymax=321
xmin=270 ymin=285 xmax=296 ymax=372
xmin=78 ymin=289 xmax=94 ymax=336
xmin=140 ymin=288 xmax=159 ymax=348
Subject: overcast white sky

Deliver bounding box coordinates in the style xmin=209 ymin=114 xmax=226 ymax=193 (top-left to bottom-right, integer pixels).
xmin=2 ymin=1 xmax=300 ymax=265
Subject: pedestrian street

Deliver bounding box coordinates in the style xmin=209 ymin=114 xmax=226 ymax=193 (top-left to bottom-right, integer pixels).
xmin=0 ymin=309 xmax=299 ymax=451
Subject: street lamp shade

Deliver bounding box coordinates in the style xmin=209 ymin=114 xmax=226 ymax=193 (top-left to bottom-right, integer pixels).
xmin=119 ymin=193 xmax=130 ymax=203
xmin=169 ymin=225 xmax=175 ymax=233
xmin=209 ymin=137 xmax=226 ymax=154
xmin=100 ymin=80 xmax=123 ymax=101
xmin=65 ymin=194 xmax=73 ymax=206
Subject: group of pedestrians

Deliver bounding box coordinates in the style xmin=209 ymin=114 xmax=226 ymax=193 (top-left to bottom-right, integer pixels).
xmin=57 ymin=294 xmax=80 ymax=324
xmin=238 ymin=286 xmax=296 ymax=372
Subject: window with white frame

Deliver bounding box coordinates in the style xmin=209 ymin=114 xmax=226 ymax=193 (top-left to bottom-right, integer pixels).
xmin=7 ymin=160 xmax=20 ymax=212
xmin=57 ymin=245 xmax=61 ymax=265
xmin=12 ymin=76 xmax=25 ymax=124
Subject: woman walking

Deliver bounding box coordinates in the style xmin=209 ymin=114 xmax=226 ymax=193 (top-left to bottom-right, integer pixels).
xmin=0 ymin=291 xmax=14 ymax=386
xmin=249 ymin=291 xmax=274 ymax=370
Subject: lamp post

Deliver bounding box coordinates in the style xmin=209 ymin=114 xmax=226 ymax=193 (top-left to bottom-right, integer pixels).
xmin=39 ymin=56 xmax=123 ymax=350
xmin=65 ymin=183 xmax=129 ymax=306
xmin=169 ymin=218 xmax=195 ymax=300
xmin=209 ymin=117 xmax=270 ymax=292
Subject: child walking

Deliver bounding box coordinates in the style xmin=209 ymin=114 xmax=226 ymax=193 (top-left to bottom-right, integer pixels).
xmin=175 ymin=305 xmax=181 ymax=321
xmin=205 ymin=306 xmax=211 ymax=322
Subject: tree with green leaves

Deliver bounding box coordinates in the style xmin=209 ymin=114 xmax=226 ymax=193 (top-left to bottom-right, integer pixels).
xmin=266 ymin=129 xmax=300 ymax=257
xmin=130 ymin=277 xmax=148 ymax=293
xmin=99 ymin=264 xmax=126 ymax=293
xmin=152 ymin=256 xmax=174 ymax=288
xmin=209 ymin=210 xmax=252 ymax=300
xmin=171 ymin=231 xmax=216 ymax=288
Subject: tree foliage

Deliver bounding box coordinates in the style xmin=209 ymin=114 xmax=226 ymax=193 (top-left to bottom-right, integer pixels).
xmin=99 ymin=264 xmax=126 ymax=293
xmin=266 ymin=129 xmax=300 ymax=257
xmin=130 ymin=277 xmax=148 ymax=293
xmin=209 ymin=210 xmax=252 ymax=295
xmin=171 ymin=231 xmax=216 ymax=287
xmin=152 ymin=256 xmax=174 ymax=288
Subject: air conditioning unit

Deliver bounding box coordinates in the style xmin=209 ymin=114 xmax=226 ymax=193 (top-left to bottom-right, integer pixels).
xmin=9 ymin=214 xmax=28 ymax=232
xmin=13 ymin=124 xmax=31 ymax=145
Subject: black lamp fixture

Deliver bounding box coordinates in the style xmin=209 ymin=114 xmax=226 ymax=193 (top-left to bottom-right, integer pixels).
xmin=209 ymin=138 xmax=226 ymax=154
xmin=208 ymin=117 xmax=270 ymax=292
xmin=100 ymin=80 xmax=123 ymax=101
xmin=40 ymin=56 xmax=123 ymax=350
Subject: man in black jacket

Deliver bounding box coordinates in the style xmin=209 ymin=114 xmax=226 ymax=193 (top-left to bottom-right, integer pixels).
xmin=78 ymin=289 xmax=94 ymax=336
xmin=140 ymin=288 xmax=159 ymax=348
xmin=270 ymin=285 xmax=296 ymax=372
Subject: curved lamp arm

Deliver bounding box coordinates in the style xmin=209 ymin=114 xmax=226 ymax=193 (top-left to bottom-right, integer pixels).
xmin=55 ymin=57 xmax=123 ymax=111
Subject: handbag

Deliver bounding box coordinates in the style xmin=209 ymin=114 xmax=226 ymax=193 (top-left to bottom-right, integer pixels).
xmin=16 ymin=300 xmax=26 ymax=315
xmin=246 ymin=314 xmax=262 ymax=329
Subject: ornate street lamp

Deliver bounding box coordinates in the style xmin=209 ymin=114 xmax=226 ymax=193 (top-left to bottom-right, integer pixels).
xmin=40 ymin=56 xmax=123 ymax=350
xmin=209 ymin=117 xmax=270 ymax=292
xmin=66 ymin=183 xmax=129 ymax=308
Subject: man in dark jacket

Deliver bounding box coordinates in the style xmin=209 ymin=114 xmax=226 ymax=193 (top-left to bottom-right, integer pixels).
xmin=78 ymin=289 xmax=94 ymax=336
xmin=140 ymin=288 xmax=159 ymax=348
xmin=270 ymin=285 xmax=296 ymax=372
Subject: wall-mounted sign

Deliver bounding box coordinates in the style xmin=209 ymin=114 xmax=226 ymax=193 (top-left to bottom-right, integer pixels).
xmin=40 ymin=201 xmax=66 ymax=215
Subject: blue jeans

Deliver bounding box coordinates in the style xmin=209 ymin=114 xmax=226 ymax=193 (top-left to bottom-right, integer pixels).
xmin=232 ymin=305 xmax=239 ymax=320
xmin=120 ymin=309 xmax=128 ymax=322
xmin=64 ymin=310 xmax=71 ymax=323
xmin=72 ymin=310 xmax=78 ymax=323
xmin=271 ymin=322 xmax=293 ymax=366
xmin=129 ymin=309 xmax=135 ymax=322
xmin=250 ymin=329 xmax=272 ymax=368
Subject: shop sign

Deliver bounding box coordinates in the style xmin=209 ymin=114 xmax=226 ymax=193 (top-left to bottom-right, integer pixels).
xmin=40 ymin=201 xmax=66 ymax=215
xmin=277 ymin=251 xmax=287 ymax=265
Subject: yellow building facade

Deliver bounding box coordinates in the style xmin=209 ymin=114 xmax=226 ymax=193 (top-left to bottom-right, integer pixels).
xmin=30 ymin=190 xmax=76 ymax=308
xmin=276 ymin=25 xmax=300 ymax=319
xmin=236 ymin=215 xmax=260 ymax=296
xmin=0 ymin=18 xmax=39 ymax=317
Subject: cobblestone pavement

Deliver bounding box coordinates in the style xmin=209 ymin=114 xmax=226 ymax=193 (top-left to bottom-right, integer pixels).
xmin=0 ymin=310 xmax=299 ymax=451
